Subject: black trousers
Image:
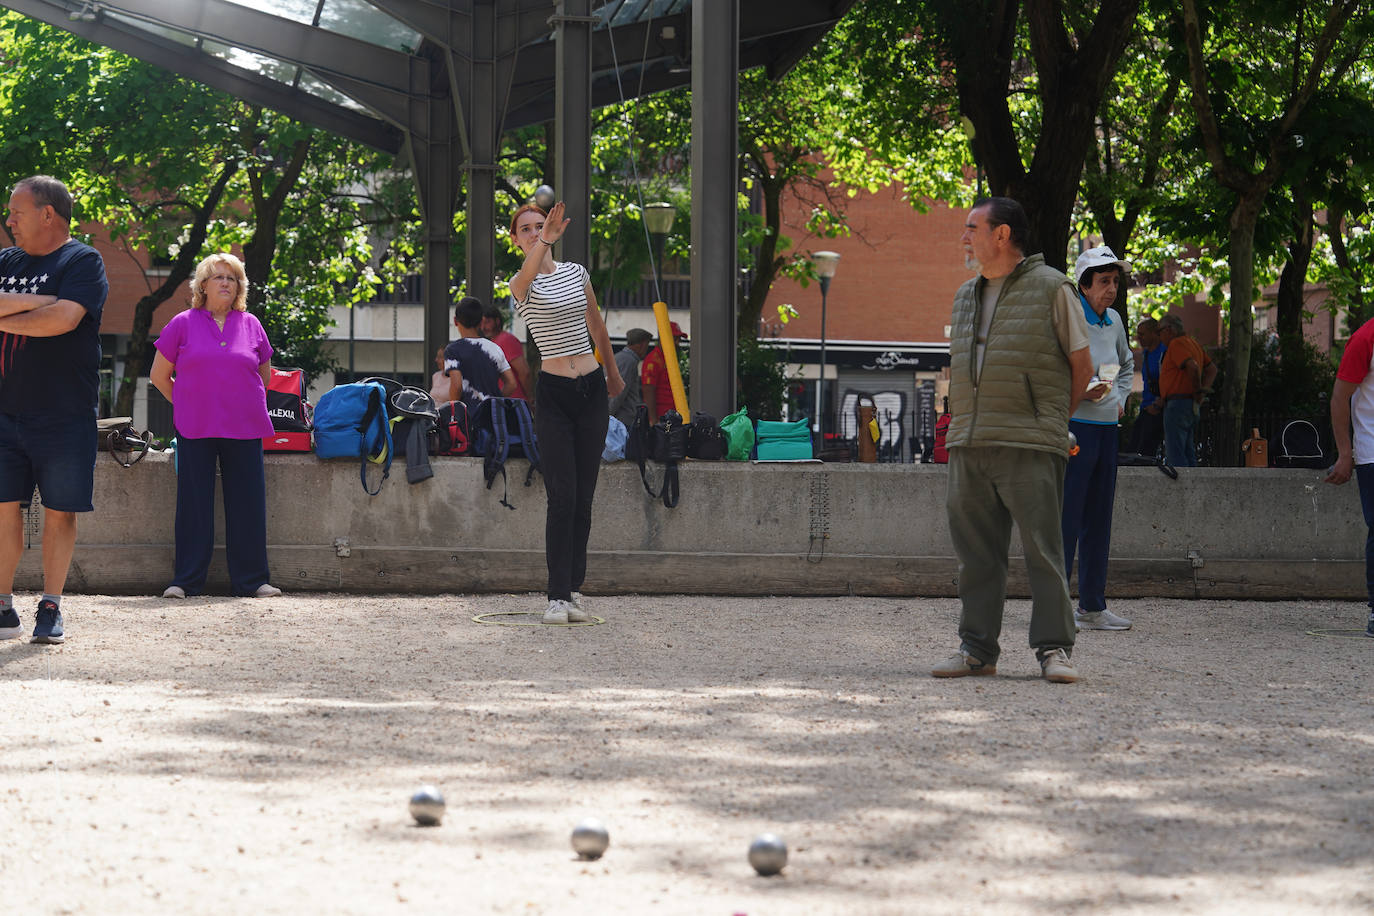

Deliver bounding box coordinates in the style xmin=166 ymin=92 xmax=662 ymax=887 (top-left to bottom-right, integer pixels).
xmin=535 ymin=368 xmax=609 ymax=601
xmin=1129 ymin=405 xmax=1164 ymax=459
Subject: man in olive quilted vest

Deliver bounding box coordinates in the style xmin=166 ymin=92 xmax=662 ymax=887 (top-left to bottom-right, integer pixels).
xmin=932 ymin=197 xmax=1094 ymax=684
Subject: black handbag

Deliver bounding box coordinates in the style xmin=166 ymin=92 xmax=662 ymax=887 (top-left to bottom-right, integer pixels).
xmin=98 ymin=417 xmax=155 ymax=468
xmin=628 ymin=407 xmax=685 ymax=508
xmin=686 ymin=412 xmax=727 ymax=460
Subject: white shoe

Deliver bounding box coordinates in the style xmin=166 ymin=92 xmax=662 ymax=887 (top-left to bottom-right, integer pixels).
xmin=542 ymin=600 xmax=570 ymax=625
xmin=162 ymin=585 xmax=186 ymax=599
xmin=566 ymin=592 xmax=589 ymax=623
xmin=254 ymin=584 xmax=282 ymax=598
xmin=1075 ymin=609 xmax=1131 ymax=630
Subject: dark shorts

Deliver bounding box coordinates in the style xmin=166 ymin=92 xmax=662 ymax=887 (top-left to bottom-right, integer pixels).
xmin=0 ymin=411 xmax=98 ymax=512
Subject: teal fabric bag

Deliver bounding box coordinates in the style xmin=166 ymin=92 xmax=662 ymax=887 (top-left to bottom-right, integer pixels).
xmin=755 ymin=418 xmax=811 ymax=440
xmin=721 ymin=408 xmax=753 ymax=460
xmin=756 ymin=439 xmax=813 ymax=460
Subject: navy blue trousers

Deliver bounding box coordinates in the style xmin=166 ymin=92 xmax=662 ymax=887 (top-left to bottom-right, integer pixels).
xmin=1357 ymin=464 xmax=1374 ymax=611
xmin=172 ymin=436 xmax=270 ymax=596
xmin=1062 ymin=421 xmax=1119 ymax=613
xmin=535 ymin=369 xmax=609 ymax=601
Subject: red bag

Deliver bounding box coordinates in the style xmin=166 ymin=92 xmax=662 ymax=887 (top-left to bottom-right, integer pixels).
xmin=435 ymin=401 xmax=470 ymax=455
xmin=264 ymin=367 xmax=313 ymax=452
xmin=266 ymin=367 xmax=311 ymax=430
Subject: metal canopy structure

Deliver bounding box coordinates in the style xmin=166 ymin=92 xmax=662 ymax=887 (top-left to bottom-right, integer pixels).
xmin=1 ymin=0 xmax=853 ymax=417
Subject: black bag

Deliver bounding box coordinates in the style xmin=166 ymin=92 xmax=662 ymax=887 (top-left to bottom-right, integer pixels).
xmin=628 ymin=408 xmax=685 ymax=508
xmin=686 ymin=412 xmax=727 ymax=460
xmin=435 ymin=400 xmax=470 ymax=456
xmin=471 ymin=397 xmax=540 ymax=509
xmin=98 ymin=417 xmax=156 ymax=468
xmin=1275 ymin=420 xmax=1327 ymax=469
xmin=625 ymin=404 xmax=651 ymax=463
xmin=387 ymin=387 xmax=439 ymax=484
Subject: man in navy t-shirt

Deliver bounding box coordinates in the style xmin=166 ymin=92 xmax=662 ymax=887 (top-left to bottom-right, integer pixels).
xmin=444 ymin=296 xmax=516 ymax=412
xmin=0 ymin=176 xmax=108 ymax=645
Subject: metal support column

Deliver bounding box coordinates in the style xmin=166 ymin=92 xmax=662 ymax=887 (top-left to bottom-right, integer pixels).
xmin=690 ymin=0 xmax=739 ymax=418
xmin=466 ymin=1 xmax=499 ymax=313
xmin=554 ymin=0 xmax=593 ymax=269
xmin=406 ymin=53 xmax=456 ymax=372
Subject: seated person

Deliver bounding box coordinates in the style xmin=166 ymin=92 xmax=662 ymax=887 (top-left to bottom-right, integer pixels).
xmin=445 ymin=296 xmax=517 ymax=411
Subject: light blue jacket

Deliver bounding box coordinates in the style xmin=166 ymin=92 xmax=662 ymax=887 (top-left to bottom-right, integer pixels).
xmin=1072 ymin=293 xmax=1134 ymax=426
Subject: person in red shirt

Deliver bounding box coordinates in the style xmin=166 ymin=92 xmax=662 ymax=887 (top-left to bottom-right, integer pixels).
xmin=640 ymin=321 xmax=687 ymax=422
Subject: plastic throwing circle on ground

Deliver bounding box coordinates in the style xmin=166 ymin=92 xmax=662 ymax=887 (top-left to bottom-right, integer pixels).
xmin=471 ymin=611 xmax=605 ymax=628
xmin=1305 ymin=627 xmax=1374 ymax=640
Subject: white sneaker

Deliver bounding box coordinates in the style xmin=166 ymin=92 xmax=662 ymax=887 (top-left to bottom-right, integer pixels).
xmin=1075 ymin=609 xmax=1132 ymax=630
xmin=542 ymin=600 xmax=570 ymax=625
xmin=1040 ymin=648 xmax=1080 ymax=683
xmin=254 ymin=584 xmax=282 ymax=598
xmin=162 ymin=585 xmax=186 ymax=599
xmin=566 ymin=592 xmax=589 ymax=623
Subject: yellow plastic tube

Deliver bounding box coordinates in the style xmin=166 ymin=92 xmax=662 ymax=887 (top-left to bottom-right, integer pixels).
xmin=652 ymin=300 xmax=689 ymax=422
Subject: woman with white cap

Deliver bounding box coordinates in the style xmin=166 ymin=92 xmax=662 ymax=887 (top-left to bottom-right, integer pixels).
xmin=1061 ymin=246 xmax=1135 ymax=631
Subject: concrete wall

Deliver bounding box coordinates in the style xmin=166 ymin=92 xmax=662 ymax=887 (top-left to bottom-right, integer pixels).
xmin=23 ymin=453 xmax=1363 ymax=599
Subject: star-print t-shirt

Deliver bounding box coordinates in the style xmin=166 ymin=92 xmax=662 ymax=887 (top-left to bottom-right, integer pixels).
xmin=0 ymin=239 xmax=107 ymax=415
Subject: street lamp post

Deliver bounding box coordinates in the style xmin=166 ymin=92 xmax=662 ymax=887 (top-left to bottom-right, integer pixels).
xmin=811 ymin=251 xmax=841 ymax=435
xmin=643 ymin=202 xmax=676 ymax=300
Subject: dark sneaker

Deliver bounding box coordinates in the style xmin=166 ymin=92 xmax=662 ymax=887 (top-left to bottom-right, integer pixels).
xmin=0 ymin=606 xmax=20 ymax=640
xmin=31 ymin=600 xmax=64 ymax=644
xmin=1366 ymin=612 xmax=1373 ymax=639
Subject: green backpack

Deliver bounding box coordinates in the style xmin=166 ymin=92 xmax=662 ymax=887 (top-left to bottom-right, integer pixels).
xmin=720 ymin=408 xmax=754 ymax=461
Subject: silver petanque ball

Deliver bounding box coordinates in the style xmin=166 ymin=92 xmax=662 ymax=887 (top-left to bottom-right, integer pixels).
xmin=748 ymin=833 xmax=788 ymax=876
xmin=533 ymin=184 xmax=556 ymax=209
xmin=408 ymin=785 xmax=445 ymax=826
xmin=571 ymin=818 xmax=610 ymax=859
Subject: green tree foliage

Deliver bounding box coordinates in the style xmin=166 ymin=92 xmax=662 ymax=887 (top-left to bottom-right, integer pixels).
xmin=1175 ymin=0 xmax=1370 ymax=462
xmin=0 ymin=14 xmax=420 ymax=398
xmin=0 ymin=12 xmax=245 ymax=415
xmin=840 ymin=0 xmax=1141 ymax=271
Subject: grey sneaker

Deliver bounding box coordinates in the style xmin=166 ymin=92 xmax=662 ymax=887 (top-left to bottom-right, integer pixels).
xmin=931 ymin=651 xmax=996 ymax=678
xmin=1366 ymin=612 xmax=1373 ymax=638
xmin=566 ymin=592 xmax=589 ymax=623
xmin=253 ymin=584 xmax=282 ymax=598
xmin=1075 ymin=608 xmax=1132 ymax=630
xmin=542 ymin=600 xmax=571 ymax=625
xmin=162 ymin=585 xmax=186 ymax=599
xmin=1040 ymin=648 xmax=1079 ymax=683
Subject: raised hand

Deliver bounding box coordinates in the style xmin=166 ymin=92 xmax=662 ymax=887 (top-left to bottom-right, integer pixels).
xmin=540 ymin=201 xmax=571 ymax=244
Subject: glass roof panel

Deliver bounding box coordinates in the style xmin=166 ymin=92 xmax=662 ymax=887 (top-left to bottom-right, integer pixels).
xmin=202 ymin=37 xmax=301 ymax=87
xmin=103 ymin=11 xmax=198 ymax=47
xmin=598 ymin=0 xmax=690 ymax=28
xmin=219 ymin=0 xmax=420 ymax=53
xmin=295 ymin=71 xmax=370 ymax=113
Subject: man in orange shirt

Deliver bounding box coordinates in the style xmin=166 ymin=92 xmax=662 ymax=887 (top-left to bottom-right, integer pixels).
xmin=1157 ymin=314 xmax=1217 ymax=467
xmin=640 ymin=321 xmax=687 ymax=422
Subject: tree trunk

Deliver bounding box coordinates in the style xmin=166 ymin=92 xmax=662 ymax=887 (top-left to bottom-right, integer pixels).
xmin=113 ymin=158 xmax=241 ymax=417
xmin=1275 ymin=187 xmax=1314 ymax=362
xmin=1220 ymin=198 xmax=1262 ymax=467
xmin=738 ymin=164 xmax=785 ymax=339
xmin=1325 ymin=204 xmax=1367 ymax=330
xmin=243 ymin=137 xmax=312 ymax=318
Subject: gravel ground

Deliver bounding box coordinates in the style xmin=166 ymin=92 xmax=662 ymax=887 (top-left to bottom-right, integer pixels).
xmin=2 ymin=593 xmax=1372 ymax=915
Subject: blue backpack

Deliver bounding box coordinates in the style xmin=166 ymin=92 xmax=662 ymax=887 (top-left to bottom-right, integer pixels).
xmin=313 ymin=381 xmax=393 ymax=494
xmin=471 ymin=397 xmax=540 ymax=509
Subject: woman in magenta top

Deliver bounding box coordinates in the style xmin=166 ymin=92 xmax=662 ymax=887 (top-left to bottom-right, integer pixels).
xmin=150 ymin=253 xmax=281 ymax=599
